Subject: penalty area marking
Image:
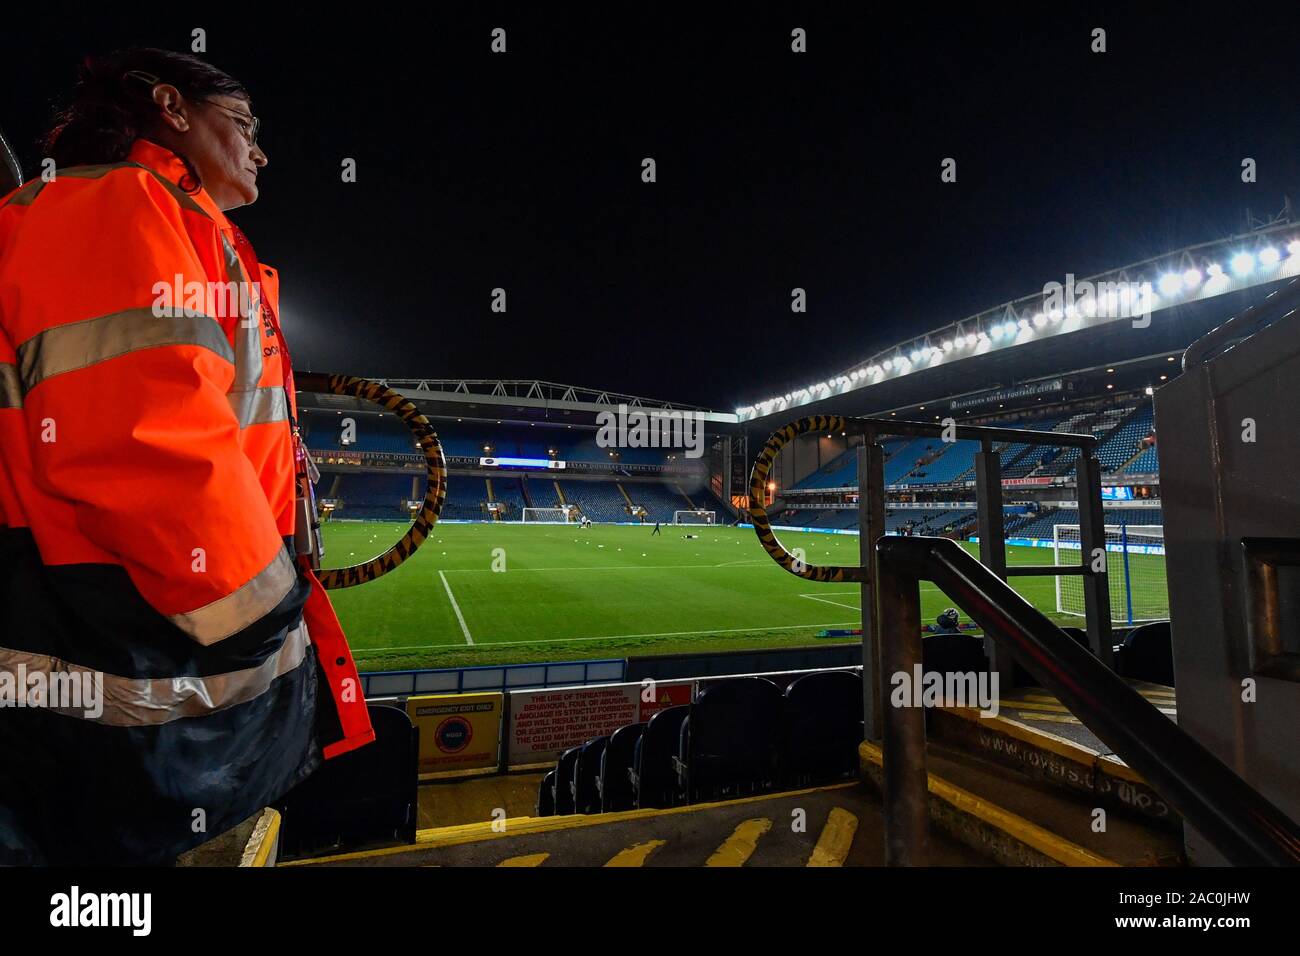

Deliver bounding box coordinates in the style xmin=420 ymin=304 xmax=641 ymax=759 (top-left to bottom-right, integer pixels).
xmin=439 ymin=570 xmax=474 ymax=645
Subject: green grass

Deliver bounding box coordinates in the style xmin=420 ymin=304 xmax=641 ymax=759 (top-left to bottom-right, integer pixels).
xmin=320 ymin=521 xmax=1167 ymax=672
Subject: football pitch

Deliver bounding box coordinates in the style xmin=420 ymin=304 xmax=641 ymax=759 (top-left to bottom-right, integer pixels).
xmin=320 ymin=521 xmax=1167 ymax=672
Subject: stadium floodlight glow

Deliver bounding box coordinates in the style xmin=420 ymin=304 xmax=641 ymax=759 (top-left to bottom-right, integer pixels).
xmin=1288 ymin=240 xmax=1300 ymax=256
xmin=1002 ymin=321 xmax=1017 ymax=336
xmin=966 ymin=333 xmax=978 ymax=347
xmin=941 ymin=339 xmax=953 ymax=351
xmin=1206 ymin=262 xmax=1224 ymax=278
xmin=1063 ymin=305 xmax=1076 ymax=319
xmin=1032 ymin=312 xmax=1046 ymax=327
xmin=1260 ymin=246 xmax=1280 ymax=266
xmin=1157 ymin=272 xmax=1182 ymax=296
xmin=850 ymin=370 xmax=859 ymax=381
xmin=1183 ymin=268 xmax=1202 ymax=288
xmin=1231 ymin=252 xmax=1255 ymax=276
xmin=909 ymin=349 xmax=922 ymax=362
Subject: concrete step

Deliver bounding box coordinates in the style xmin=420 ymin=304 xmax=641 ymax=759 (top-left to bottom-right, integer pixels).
xmin=285 ymin=783 xmax=990 ymax=867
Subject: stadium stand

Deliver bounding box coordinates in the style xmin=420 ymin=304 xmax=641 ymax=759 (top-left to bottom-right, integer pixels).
xmin=555 ymin=479 xmax=629 ymax=522
xmin=1008 ymin=507 xmax=1164 ymax=540
xmin=489 ymin=477 xmax=528 ymax=520
xmin=897 ymin=439 xmax=981 ymax=485
xmin=622 ymin=482 xmax=691 ymax=522
xmin=1095 ymin=404 xmax=1156 ymax=470
xmin=440 ymin=477 xmax=488 ymax=521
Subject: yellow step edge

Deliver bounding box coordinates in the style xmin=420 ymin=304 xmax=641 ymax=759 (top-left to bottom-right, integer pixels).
xmin=807 ymin=807 xmax=858 ymax=867
xmin=239 ymin=808 xmax=281 ymax=868
xmin=283 ymin=781 xmax=858 ymax=866
xmin=497 ymin=853 xmax=549 ymax=867
xmin=705 ymin=818 xmax=772 ymax=867
xmin=859 ymin=740 xmax=1120 ymax=867
xmin=604 ymin=840 xmax=666 ymax=867
xmin=941 ymin=706 xmax=1148 ymax=785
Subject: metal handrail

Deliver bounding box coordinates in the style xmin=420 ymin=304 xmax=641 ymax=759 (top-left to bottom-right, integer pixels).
xmin=875 ymin=534 xmax=1300 ymax=866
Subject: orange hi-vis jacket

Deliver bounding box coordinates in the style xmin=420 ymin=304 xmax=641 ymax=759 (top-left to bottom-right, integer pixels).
xmin=0 ymin=139 xmax=373 ymax=864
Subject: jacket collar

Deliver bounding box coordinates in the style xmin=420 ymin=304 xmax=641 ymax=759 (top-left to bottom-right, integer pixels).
xmin=127 ymin=139 xmax=228 ymax=225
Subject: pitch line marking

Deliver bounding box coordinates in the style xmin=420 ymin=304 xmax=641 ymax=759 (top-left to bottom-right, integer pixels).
xmin=368 ymin=620 xmax=862 ymax=653
xmin=439 ymin=570 xmax=474 ymax=645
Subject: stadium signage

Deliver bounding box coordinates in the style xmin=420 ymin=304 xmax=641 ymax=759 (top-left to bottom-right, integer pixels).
xmin=508 ymin=681 xmax=693 ymax=764
xmin=949 ymin=379 xmax=1062 ymax=410
xmin=479 ymin=456 xmax=565 ymax=469
xmin=1001 ymin=476 xmax=1053 ymax=487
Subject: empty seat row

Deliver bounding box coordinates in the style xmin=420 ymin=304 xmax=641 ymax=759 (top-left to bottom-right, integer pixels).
xmin=537 ymin=671 xmax=863 ymax=817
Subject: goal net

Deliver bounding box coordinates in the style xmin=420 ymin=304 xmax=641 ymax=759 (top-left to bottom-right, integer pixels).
xmin=674 ymin=510 xmax=716 ymax=525
xmin=1053 ymin=523 xmax=1167 ymax=624
xmin=522 ymin=507 xmax=576 ymax=524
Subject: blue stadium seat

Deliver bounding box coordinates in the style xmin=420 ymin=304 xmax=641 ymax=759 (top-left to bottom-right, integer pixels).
xmin=600 ymin=722 xmax=646 ymax=812
xmin=631 ymin=705 xmax=690 ymax=809
xmin=1119 ymin=621 xmax=1174 ymax=686
xmin=573 ymin=736 xmax=609 ymax=814
xmin=537 ymin=770 xmax=556 ymax=817
xmin=553 ymin=747 xmax=581 ymax=814
xmin=782 ymin=671 xmax=863 ymax=787
xmin=678 ymin=677 xmax=784 ymax=803
xmin=275 ymin=704 xmax=418 ymax=859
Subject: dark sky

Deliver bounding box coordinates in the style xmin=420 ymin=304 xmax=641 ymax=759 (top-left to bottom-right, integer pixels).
xmin=4 ymin=6 xmax=1298 ymax=410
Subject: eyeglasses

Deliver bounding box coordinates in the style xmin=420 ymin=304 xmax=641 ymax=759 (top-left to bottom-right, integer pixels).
xmin=123 ymin=72 xmax=261 ymax=145
xmin=201 ymin=100 xmax=261 ymax=146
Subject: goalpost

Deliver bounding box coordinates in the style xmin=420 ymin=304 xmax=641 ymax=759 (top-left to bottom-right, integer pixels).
xmin=674 ymin=510 xmax=716 ymax=526
xmin=1053 ymin=523 xmax=1168 ymax=624
xmin=521 ymin=507 xmax=577 ymax=524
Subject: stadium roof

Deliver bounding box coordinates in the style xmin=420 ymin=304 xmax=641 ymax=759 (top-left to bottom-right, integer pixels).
xmin=736 ymin=222 xmax=1300 ymax=424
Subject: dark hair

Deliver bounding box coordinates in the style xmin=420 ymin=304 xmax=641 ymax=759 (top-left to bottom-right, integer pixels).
xmin=43 ymin=48 xmax=249 ymax=176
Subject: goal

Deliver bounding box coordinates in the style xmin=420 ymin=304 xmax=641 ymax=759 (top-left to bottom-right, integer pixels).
xmin=522 ymin=507 xmax=577 ymax=524
xmin=674 ymin=510 xmax=716 ymax=525
xmin=1053 ymin=523 xmax=1167 ymax=624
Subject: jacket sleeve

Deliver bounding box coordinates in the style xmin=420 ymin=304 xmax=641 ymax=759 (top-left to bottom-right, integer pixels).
xmin=11 ymin=169 xmax=299 ymax=644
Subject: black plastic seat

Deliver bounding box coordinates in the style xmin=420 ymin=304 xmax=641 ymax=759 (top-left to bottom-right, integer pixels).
xmin=1118 ymin=620 xmax=1175 ymax=686
xmin=782 ymin=671 xmax=863 ymax=786
xmin=922 ymin=633 xmax=988 ymax=674
xmin=632 ymin=705 xmax=689 ymax=809
xmin=600 ymin=723 xmax=645 ymax=812
xmin=553 ymin=747 xmax=581 ymax=815
xmin=573 ymin=736 xmax=609 ymax=814
xmin=276 ymin=703 xmax=418 ymax=860
xmin=680 ymin=677 xmax=784 ymax=803
xmin=537 ymin=770 xmax=556 ymax=817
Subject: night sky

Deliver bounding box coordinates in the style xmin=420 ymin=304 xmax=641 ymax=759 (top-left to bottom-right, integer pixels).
xmin=4 ymin=7 xmax=1297 ymax=410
